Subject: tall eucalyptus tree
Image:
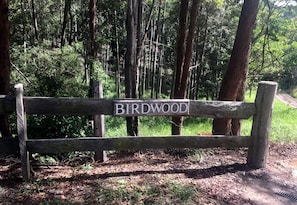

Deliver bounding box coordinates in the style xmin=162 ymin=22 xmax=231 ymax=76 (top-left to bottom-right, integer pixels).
xmin=212 ymin=0 xmax=260 ymax=135
xmin=171 ymin=0 xmax=200 ymax=135
xmin=125 ymin=0 xmax=140 ymax=136
xmin=0 ymin=0 xmax=11 ymax=137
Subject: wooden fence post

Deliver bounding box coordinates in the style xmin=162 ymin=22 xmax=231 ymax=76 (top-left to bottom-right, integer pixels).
xmin=92 ymin=81 xmax=107 ymax=162
xmin=247 ymin=81 xmax=278 ymax=168
xmin=15 ymin=84 xmax=30 ymax=180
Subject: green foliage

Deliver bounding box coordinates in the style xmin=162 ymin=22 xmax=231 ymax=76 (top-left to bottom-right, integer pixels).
xmin=92 ymin=61 xmax=117 ymax=98
xmin=11 ymin=42 xmax=87 ymax=97
xmin=80 ymin=163 xmax=93 ymax=170
xmin=105 ymin=116 xmax=126 ymax=137
xmin=193 ymin=1 xmax=241 ymax=99
xmin=204 ymin=0 xmax=225 ymax=7
xmin=250 ymin=3 xmax=297 ymax=91
xmin=10 ymin=43 xmax=95 ymax=139
xmin=27 ymin=115 xmax=91 ymax=139
xmin=32 ymin=154 xmax=57 ymax=165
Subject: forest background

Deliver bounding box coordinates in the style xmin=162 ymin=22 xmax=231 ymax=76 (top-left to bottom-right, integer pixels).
xmin=1 ymin=0 xmax=297 ymax=140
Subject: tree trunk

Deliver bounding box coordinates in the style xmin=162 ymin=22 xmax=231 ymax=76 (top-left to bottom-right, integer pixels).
xmin=125 ymin=0 xmax=139 ymax=136
xmin=154 ymin=1 xmax=162 ymax=99
xmin=0 ymin=0 xmax=11 ymax=137
xmin=212 ymin=0 xmax=260 ymax=135
xmin=31 ymin=0 xmax=38 ymax=43
xmin=231 ymin=75 xmax=248 ymax=135
xmin=157 ymin=0 xmax=166 ymax=98
xmin=113 ymin=10 xmax=121 ymax=98
xmin=171 ymin=0 xmax=189 ymax=135
xmin=61 ymin=0 xmax=72 ymax=47
xmin=88 ymin=0 xmax=96 ymax=84
xmin=172 ymin=0 xmax=200 ymax=135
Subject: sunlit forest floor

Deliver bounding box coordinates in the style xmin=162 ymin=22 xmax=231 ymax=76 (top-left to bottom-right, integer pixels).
xmin=0 ymin=142 xmax=297 ymax=204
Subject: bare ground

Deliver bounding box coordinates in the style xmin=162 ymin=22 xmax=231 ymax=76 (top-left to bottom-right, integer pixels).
xmin=0 ymin=142 xmax=297 ymax=205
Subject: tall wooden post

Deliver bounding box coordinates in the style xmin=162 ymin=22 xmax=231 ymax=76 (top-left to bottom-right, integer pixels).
xmin=15 ymin=83 xmax=30 ymax=180
xmin=247 ymin=81 xmax=278 ymax=168
xmin=93 ymin=81 xmax=107 ymax=162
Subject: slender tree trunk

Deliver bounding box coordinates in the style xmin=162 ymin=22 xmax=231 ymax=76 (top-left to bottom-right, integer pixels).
xmin=149 ymin=25 xmax=154 ymax=98
xmin=133 ymin=0 xmax=154 ymax=98
xmin=212 ymin=0 xmax=260 ymax=135
xmin=177 ymin=0 xmax=200 ymax=98
xmin=154 ymin=1 xmax=162 ymax=98
xmin=89 ymin=0 xmax=96 ymax=81
xmin=89 ymin=4 xmax=96 ymax=55
xmin=0 ymin=0 xmax=11 ymax=137
xmin=151 ymin=19 xmax=157 ymax=98
xmin=172 ymin=0 xmax=200 ymax=135
xmin=31 ymin=0 xmax=38 ymax=43
xmin=113 ymin=10 xmax=121 ymax=98
xmin=194 ymin=14 xmax=208 ymax=100
xmin=125 ymin=0 xmax=139 ymax=136
xmin=69 ymin=9 xmax=73 ymax=45
xmin=21 ymin=0 xmax=27 ymax=55
xmin=172 ymin=0 xmax=188 ymax=100
xmin=158 ymin=0 xmax=166 ymax=98
xmin=61 ymin=0 xmax=72 ymax=47
xmin=72 ymin=4 xmax=78 ymax=43
xmin=171 ymin=0 xmax=189 ymax=135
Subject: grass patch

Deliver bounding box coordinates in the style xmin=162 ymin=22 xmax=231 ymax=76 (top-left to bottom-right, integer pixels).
xmin=106 ymin=116 xmax=212 ymax=137
xmin=270 ymin=100 xmax=297 ymax=142
xmin=242 ymin=89 xmax=297 ymax=142
xmin=97 ymin=179 xmax=202 ymax=205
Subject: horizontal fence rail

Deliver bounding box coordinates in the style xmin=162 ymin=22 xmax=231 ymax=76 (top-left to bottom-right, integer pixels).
xmin=0 ymin=97 xmax=256 ymax=118
xmin=0 ymin=95 xmax=15 ymax=114
xmin=26 ymin=135 xmax=250 ymax=153
xmin=0 ymin=138 xmax=19 ymax=153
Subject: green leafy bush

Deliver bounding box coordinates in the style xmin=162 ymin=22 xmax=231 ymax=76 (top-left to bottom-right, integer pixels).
xmin=10 ymin=43 xmax=112 ymax=138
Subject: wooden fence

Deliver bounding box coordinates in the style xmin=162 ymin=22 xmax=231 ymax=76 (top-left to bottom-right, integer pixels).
xmin=0 ymin=81 xmax=278 ymax=180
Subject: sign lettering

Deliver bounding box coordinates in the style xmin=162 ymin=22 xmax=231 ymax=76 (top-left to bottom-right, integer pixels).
xmin=114 ymin=100 xmax=190 ymax=116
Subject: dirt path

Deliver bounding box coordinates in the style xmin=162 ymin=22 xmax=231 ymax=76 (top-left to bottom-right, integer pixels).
xmin=198 ymin=143 xmax=297 ymax=205
xmin=0 ymin=143 xmax=297 ymax=204
xmin=276 ymin=93 xmax=297 ymax=108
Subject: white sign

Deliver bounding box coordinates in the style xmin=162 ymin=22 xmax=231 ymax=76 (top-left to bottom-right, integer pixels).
xmin=114 ymin=100 xmax=190 ymax=116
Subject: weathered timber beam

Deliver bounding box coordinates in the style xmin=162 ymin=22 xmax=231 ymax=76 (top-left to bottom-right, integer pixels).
xmin=189 ymin=100 xmax=255 ymax=119
xmin=24 ymin=98 xmax=255 ymax=118
xmin=27 ymin=136 xmax=250 ymax=153
xmin=248 ymin=81 xmax=278 ymax=168
xmin=24 ymin=97 xmax=114 ymax=115
xmin=0 ymin=96 xmax=255 ymax=118
xmin=0 ymin=138 xmax=19 ymax=153
xmin=0 ymin=95 xmax=16 ymax=114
